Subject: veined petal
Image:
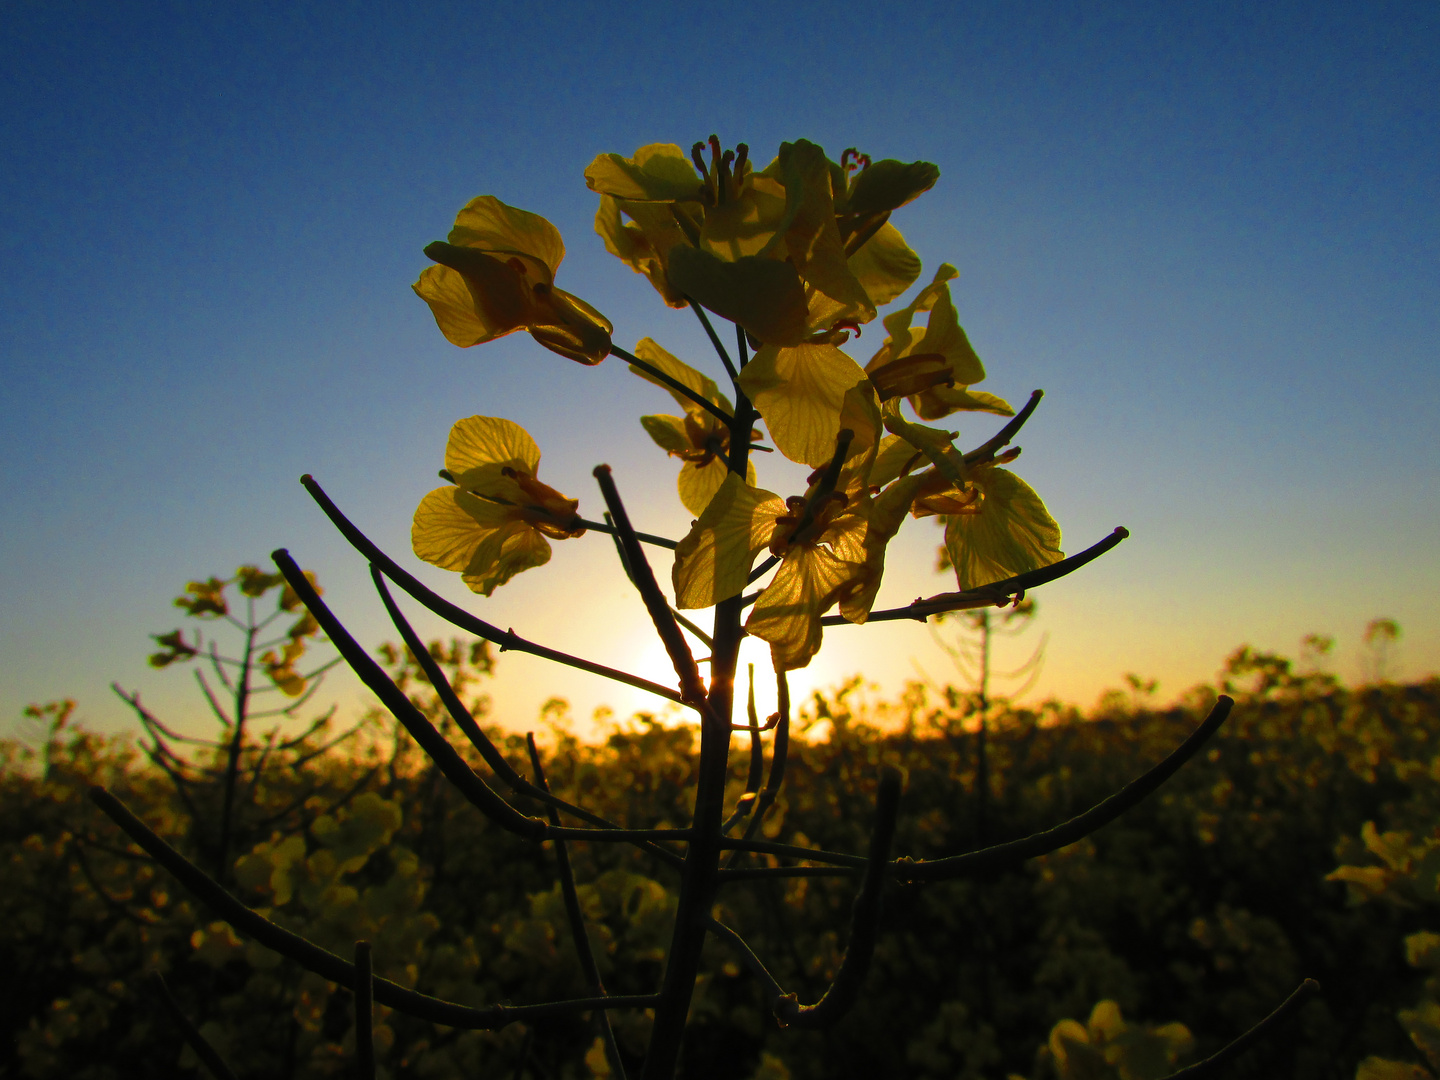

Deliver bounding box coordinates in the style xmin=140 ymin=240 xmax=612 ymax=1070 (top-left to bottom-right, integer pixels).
xmin=740 ymin=344 xmax=869 ymax=467
xmin=875 ymin=263 xmax=959 ymax=362
xmin=413 ymin=265 xmax=516 ymax=348
xmin=461 ymin=519 xmax=553 ymax=596
xmin=942 ymin=467 xmax=1064 ymax=590
xmin=585 ymin=144 xmax=705 ymax=202
xmin=595 ymin=195 xmax=689 ymax=306
xmin=639 ymin=414 xmax=692 ymax=454
xmin=632 ymin=338 xmax=726 ymax=413
xmin=869 ymin=433 xmax=927 ymax=488
xmin=700 ymin=174 xmax=788 ymax=260
xmin=677 ymin=456 xmax=755 ymax=518
xmin=840 ymin=471 xmax=927 ymax=623
xmin=448 ymin=196 xmax=565 ymax=279
xmin=849 ymin=222 xmax=922 ymax=308
xmin=673 ymin=473 xmax=783 ymax=609
xmin=667 ymin=247 xmax=809 ymax=346
xmin=445 ymin=416 xmax=541 ymax=485
xmin=422 ymin=243 xmax=540 ymax=331
xmin=911 ymin=283 xmax=985 ymax=385
xmin=746 ymin=547 xmax=865 ymax=671
xmin=412 ymin=487 xmax=509 ymax=572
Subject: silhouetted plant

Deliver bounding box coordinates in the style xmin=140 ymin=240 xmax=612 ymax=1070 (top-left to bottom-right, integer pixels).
xmin=86 ymin=134 xmax=1318 ymax=1078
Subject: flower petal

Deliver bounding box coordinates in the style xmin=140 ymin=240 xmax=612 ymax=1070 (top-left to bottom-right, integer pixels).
xmin=412 ymin=264 xmax=516 ymax=349
xmin=462 ymin=519 xmax=553 ymax=596
xmin=673 ymin=474 xmax=783 ymax=609
xmin=840 ymin=159 xmax=940 ymax=216
xmin=595 ymin=195 xmax=689 ymax=307
xmin=448 ymin=195 xmax=565 ymax=279
xmin=584 ymin=144 xmax=705 ymax=203
xmin=631 ymin=338 xmax=726 ymax=413
xmin=942 ymin=467 xmax=1064 ymax=590
xmin=677 ymin=457 xmax=756 ymax=518
xmin=666 ymin=247 xmax=809 ymax=347
xmin=740 ymin=344 xmax=869 ymax=467
xmin=746 ymin=547 xmax=865 ymax=671
xmin=445 ymin=416 xmax=541 ymax=481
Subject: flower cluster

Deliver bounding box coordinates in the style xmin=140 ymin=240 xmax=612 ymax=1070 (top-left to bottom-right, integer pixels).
xmin=409 ymin=137 xmax=1064 ymax=672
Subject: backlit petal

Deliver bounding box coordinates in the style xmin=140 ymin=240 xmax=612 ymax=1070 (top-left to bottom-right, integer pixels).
xmin=740 ymin=344 xmax=869 ymax=467
xmin=667 ymin=247 xmax=809 ymax=347
xmin=942 ymin=467 xmax=1064 ymax=590
xmin=673 ymin=474 xmax=783 ymax=609
xmin=448 ymin=195 xmax=565 ymax=279
xmin=584 ymin=144 xmax=705 ymax=203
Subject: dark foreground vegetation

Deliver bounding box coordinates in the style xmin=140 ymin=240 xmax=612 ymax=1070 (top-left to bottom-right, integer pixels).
xmin=5 ymin=642 xmax=1439 ymax=1079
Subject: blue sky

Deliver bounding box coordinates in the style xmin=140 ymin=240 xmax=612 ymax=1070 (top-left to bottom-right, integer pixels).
xmin=2 ymin=1 xmax=1436 ymax=739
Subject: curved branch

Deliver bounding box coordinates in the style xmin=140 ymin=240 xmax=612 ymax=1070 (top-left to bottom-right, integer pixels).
xmin=825 ymin=527 xmax=1129 ymax=626
xmin=593 ymin=465 xmax=707 ymax=708
xmin=725 ymin=671 xmax=791 ymax=868
xmin=149 ymin=973 xmax=239 ymax=1080
xmin=354 ymin=942 xmax=376 ymax=1080
xmin=777 ymin=768 xmax=902 ymax=1028
xmin=963 ymin=389 xmax=1043 ymax=465
xmin=276 ymin=551 xmax=687 ymax=846
xmin=273 ymin=549 xmax=548 ymax=841
xmin=610 ymin=344 xmax=734 ymax=426
xmin=298 ymin=476 xmax=684 ymax=707
xmin=1167 ymin=979 xmax=1319 ymax=1078
xmin=371 ymin=569 xmax=683 ymax=868
xmin=528 ymin=736 xmax=628 ymax=1080
xmin=90 ymin=788 xmax=660 ymax=1029
xmin=898 ymin=697 xmax=1232 ymax=882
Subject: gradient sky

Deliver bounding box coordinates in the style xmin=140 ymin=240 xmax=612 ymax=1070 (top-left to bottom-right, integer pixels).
xmin=2 ymin=1 xmax=1436 ymax=741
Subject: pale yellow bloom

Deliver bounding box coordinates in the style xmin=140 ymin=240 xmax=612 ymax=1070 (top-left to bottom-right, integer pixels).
xmin=412 ymin=416 xmax=585 ymax=596
xmin=414 ymin=196 xmax=613 ymax=365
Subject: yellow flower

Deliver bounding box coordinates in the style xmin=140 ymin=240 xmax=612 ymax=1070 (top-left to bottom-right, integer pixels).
xmin=414 ymin=196 xmax=613 ymax=365
xmin=865 ymin=265 xmax=1013 ymax=420
xmin=412 ymin=416 xmax=585 ymax=596
xmin=588 ymin=138 xmax=929 ymax=348
xmin=673 ymin=386 xmax=886 ymax=670
xmin=629 ymin=338 xmax=758 ymax=516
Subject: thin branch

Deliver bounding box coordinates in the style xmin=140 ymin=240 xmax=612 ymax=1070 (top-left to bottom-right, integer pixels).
xmin=90 ymin=788 xmax=661 ymax=1030
xmin=299 ymin=476 xmax=685 ymax=707
xmin=194 ymin=668 xmax=234 ymax=727
xmin=706 ymin=918 xmax=787 ymax=1003
xmin=371 ymin=569 xmax=683 ymax=868
xmin=963 ymin=389 xmax=1043 ymax=465
xmin=1167 ymin=979 xmax=1320 ymax=1078
xmin=592 ymin=466 xmax=707 ymax=707
xmin=721 ymin=668 xmax=766 ymax=835
xmin=823 ymin=527 xmax=1129 ymax=625
xmin=747 ymin=555 xmax=780 ymax=585
xmin=688 ymin=299 xmax=738 ymax=382
xmin=575 ymin=517 xmax=678 ymax=550
xmin=736 ymin=322 xmax=749 ymax=369
xmin=528 ymin=735 xmax=628 ymax=1080
xmin=282 ymin=552 xmax=689 ymax=846
xmin=355 ymin=941 xmax=376 ymax=1080
xmin=113 ymin=685 xmax=218 ymax=746
xmin=778 ymin=768 xmax=902 ymax=1028
xmin=609 ymin=344 xmax=734 ymax=426
xmin=148 ymin=973 xmax=239 ymax=1080
xmin=726 ymin=670 xmax=791 ymax=866
xmin=897 ymin=697 xmax=1232 ymax=882
xmin=603 ymin=513 xmax=711 ymax=649
xmin=720 ymin=837 xmax=868 ymax=867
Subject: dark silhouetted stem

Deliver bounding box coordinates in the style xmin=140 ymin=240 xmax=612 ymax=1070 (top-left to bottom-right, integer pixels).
xmin=963 ymin=389 xmax=1043 ymax=465
xmin=354 ymin=941 xmax=376 ymax=1080
xmin=528 ymin=736 xmax=628 ymax=1080
xmin=372 ymin=569 xmax=683 ymax=867
xmin=899 ymin=697 xmax=1232 ymax=881
xmin=688 ymin=299 xmax=738 ymax=382
xmin=1167 ymin=979 xmax=1320 ymax=1078
xmin=823 ymin=528 xmax=1129 ymax=625
xmin=593 ymin=466 xmax=707 ymax=708
xmin=149 ymin=973 xmax=239 ymax=1080
xmin=92 ymin=788 xmax=660 ymax=1029
xmin=575 ymin=517 xmax=678 ymax=550
xmin=610 ymin=344 xmax=733 ymax=426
